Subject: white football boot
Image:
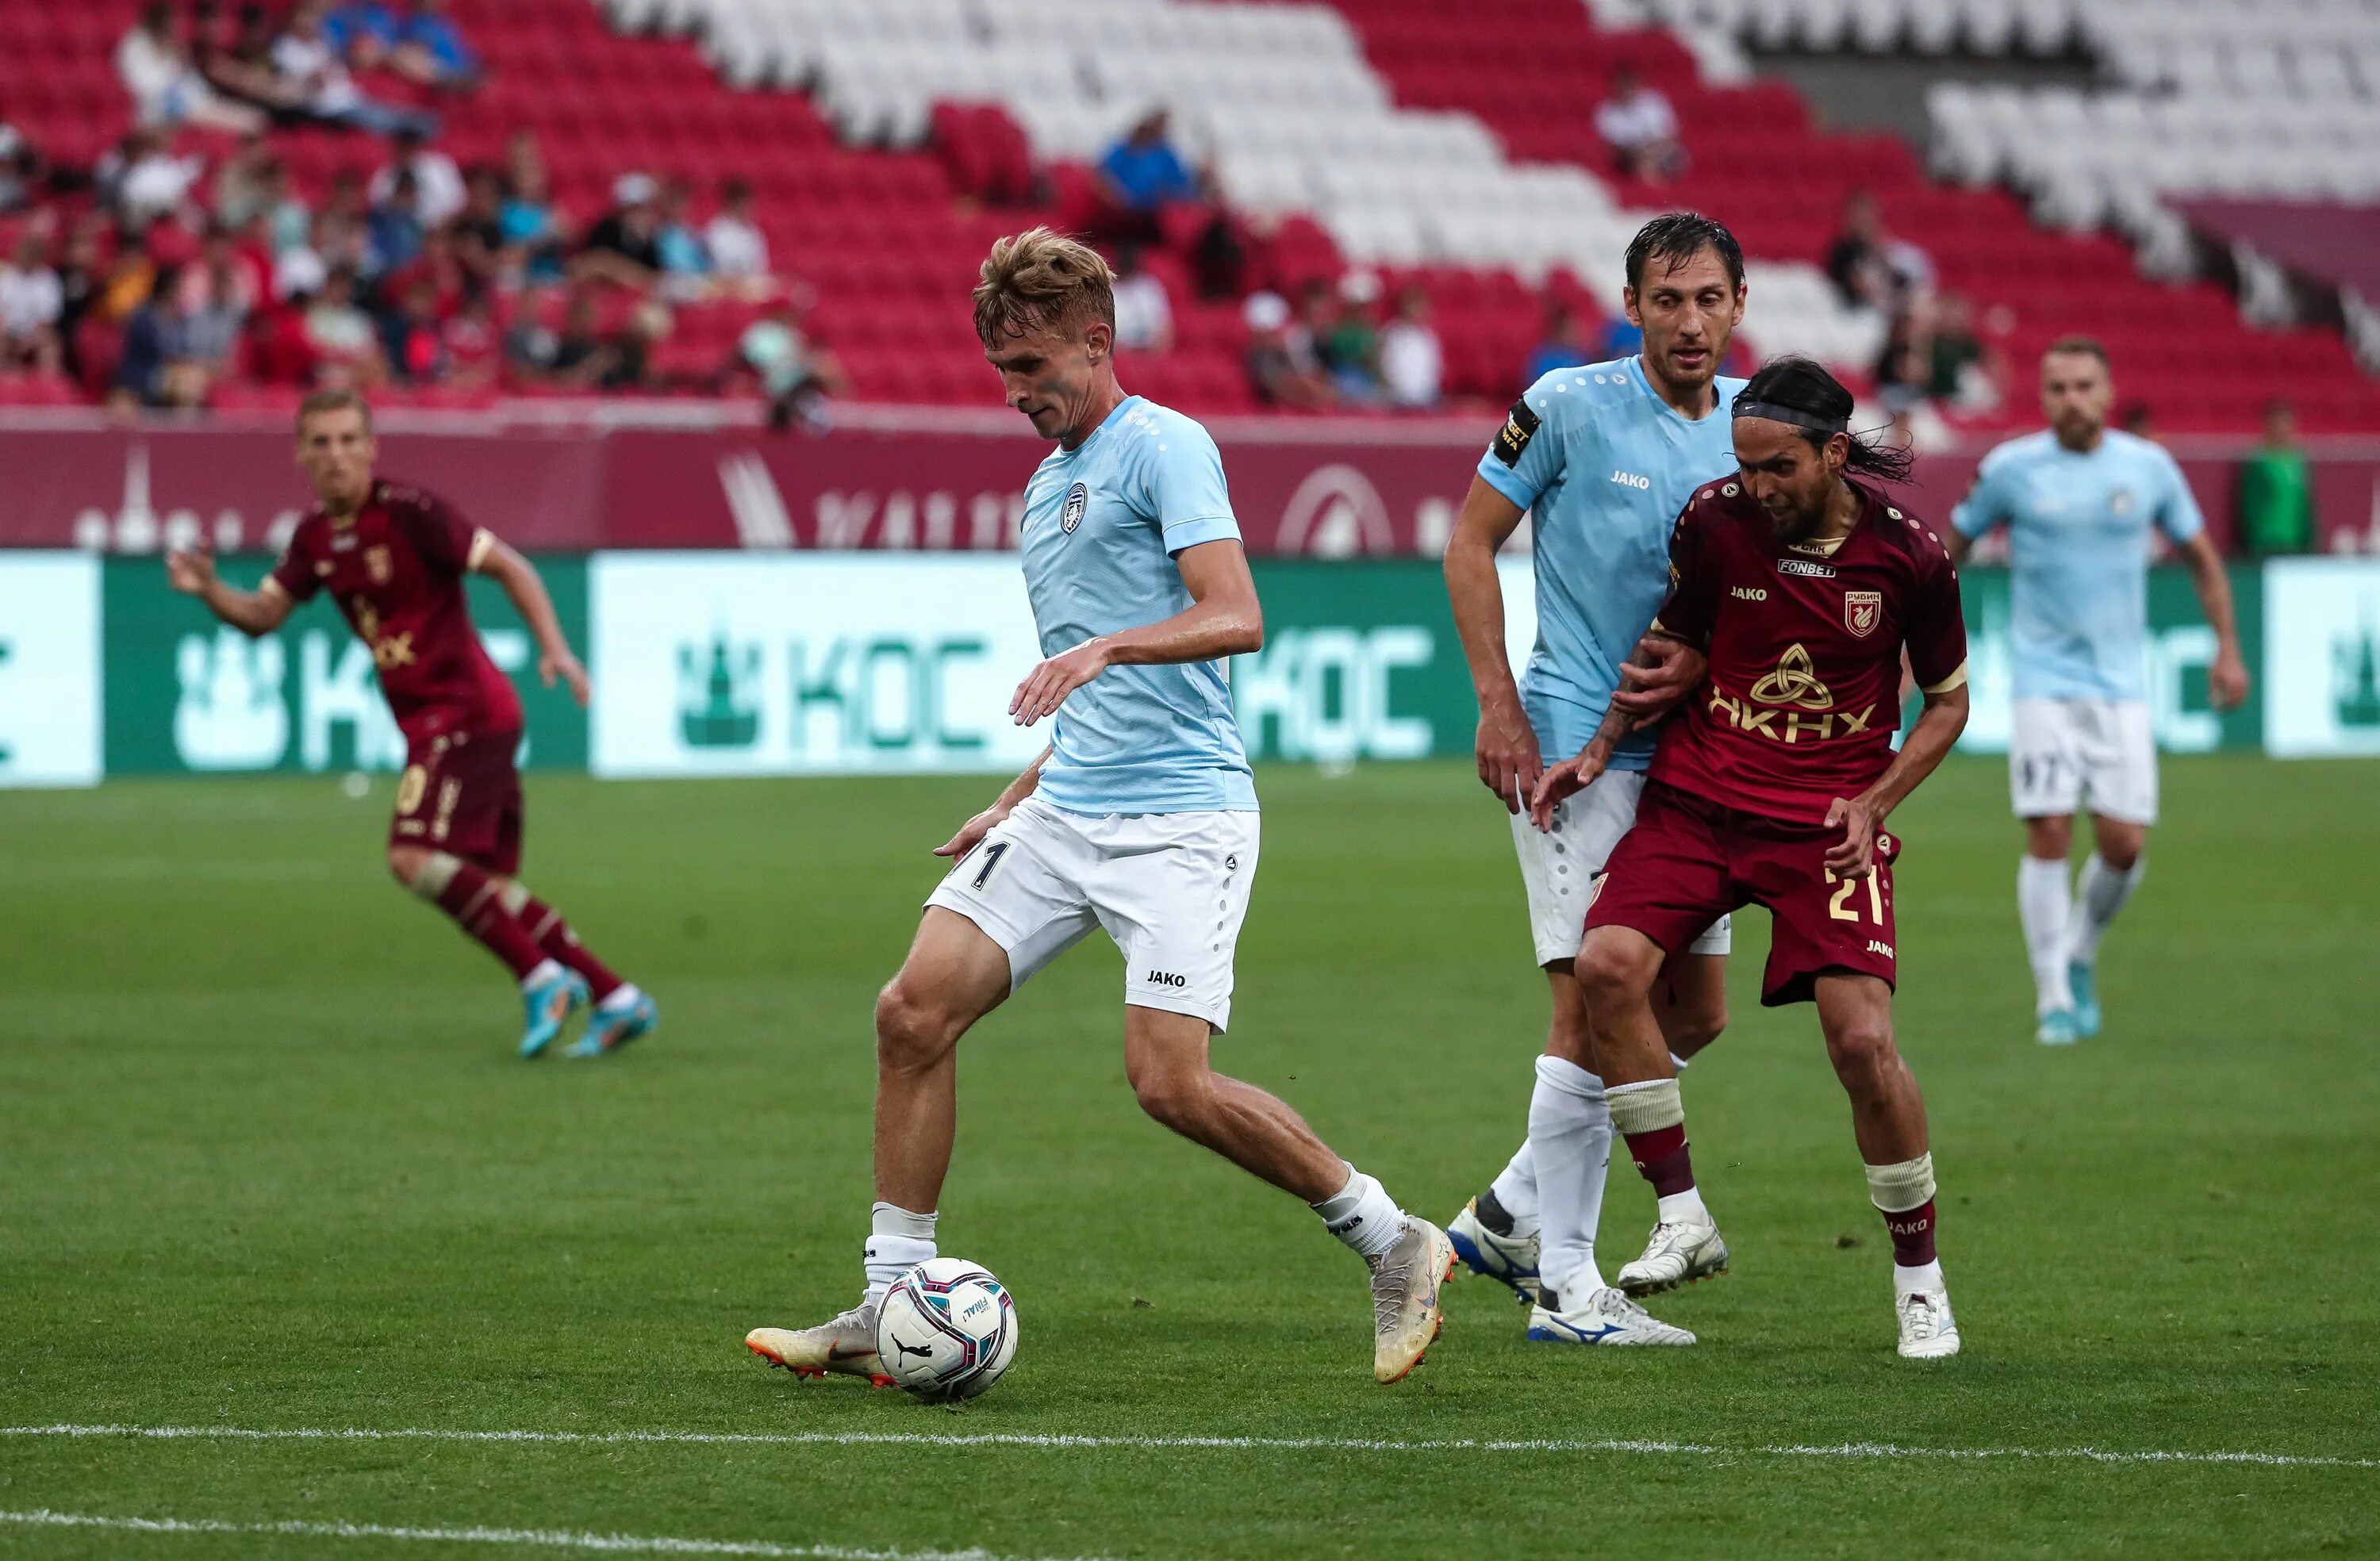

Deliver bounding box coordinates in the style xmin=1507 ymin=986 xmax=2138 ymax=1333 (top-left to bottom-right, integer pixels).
xmin=745 ymin=1296 xmax=893 ymax=1387
xmin=1615 ymin=1216 xmax=1730 ymax=1297
xmin=1894 ymin=1287 xmax=1962 ymax=1360
xmin=1445 ymin=1195 xmax=1542 ymax=1306
xmin=1526 ymin=1285 xmax=1695 ymax=1346
xmin=1368 ymin=1217 xmax=1455 ymax=1384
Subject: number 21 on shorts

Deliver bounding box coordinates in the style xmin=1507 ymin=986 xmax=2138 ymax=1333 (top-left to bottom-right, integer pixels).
xmin=1825 ymin=866 xmax=1885 ymax=924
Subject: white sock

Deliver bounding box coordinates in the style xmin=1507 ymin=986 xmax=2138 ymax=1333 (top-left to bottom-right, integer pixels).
xmin=2067 ymin=853 xmax=2144 ymax=965
xmin=1487 ymin=1139 xmax=1540 ymax=1236
xmin=1893 ymin=1257 xmax=1945 ymax=1295
xmin=596 ymin=981 xmax=643 ymax=1013
xmin=1526 ymin=1055 xmax=1611 ymax=1302
xmin=2016 ymin=855 xmax=2074 ymax=1015
xmin=862 ymin=1202 xmax=937 ymax=1298
xmin=1656 ymin=1187 xmax=1709 ymax=1225
xmin=1312 ymin=1164 xmax=1404 ymax=1260
xmin=519 ymin=957 xmax=564 ymax=991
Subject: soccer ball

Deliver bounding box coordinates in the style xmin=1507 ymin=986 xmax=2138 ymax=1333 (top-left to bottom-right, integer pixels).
xmin=873 ymin=1257 xmax=1018 ymax=1402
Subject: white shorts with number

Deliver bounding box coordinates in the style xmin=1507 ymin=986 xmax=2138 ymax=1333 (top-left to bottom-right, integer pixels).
xmin=926 ymin=795 xmax=1258 ymax=1032
xmin=1512 ymin=768 xmax=1731 ymax=967
xmin=2010 ymin=698 xmax=2158 ymax=825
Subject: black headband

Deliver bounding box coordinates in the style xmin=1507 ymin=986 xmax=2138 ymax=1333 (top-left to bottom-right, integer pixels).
xmin=1732 ymin=400 xmax=1848 ymax=435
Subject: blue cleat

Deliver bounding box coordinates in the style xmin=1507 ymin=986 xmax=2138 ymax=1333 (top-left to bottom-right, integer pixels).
xmin=2036 ymin=1008 xmax=2079 ymax=1047
xmin=518 ymin=967 xmax=590 ymax=1058
xmin=564 ymin=989 xmax=658 ymax=1059
xmin=2067 ymin=962 xmax=2102 ymax=1038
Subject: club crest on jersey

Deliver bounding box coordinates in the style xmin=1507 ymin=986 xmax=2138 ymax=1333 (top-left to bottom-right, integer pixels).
xmin=1844 ymin=590 xmax=1883 ymax=639
xmin=2107 ymin=487 xmax=2136 ymax=516
xmin=365 ymin=545 xmax=393 ymax=585
xmin=1061 ymin=481 xmax=1088 ymax=534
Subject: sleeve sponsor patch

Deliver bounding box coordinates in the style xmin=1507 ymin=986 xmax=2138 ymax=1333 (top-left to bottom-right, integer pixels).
xmin=1491 ymin=399 xmax=1541 ymax=467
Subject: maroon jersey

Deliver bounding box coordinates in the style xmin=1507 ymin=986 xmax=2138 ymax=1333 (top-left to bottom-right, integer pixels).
xmin=1647 ymin=478 xmax=1967 ymax=825
xmin=267 ymin=481 xmax=523 ymax=742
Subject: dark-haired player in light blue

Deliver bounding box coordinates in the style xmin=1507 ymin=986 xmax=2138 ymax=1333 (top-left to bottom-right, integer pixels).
xmin=1440 ymin=214 xmax=1751 ymax=1348
xmin=1950 ymin=338 xmax=2248 ymax=1047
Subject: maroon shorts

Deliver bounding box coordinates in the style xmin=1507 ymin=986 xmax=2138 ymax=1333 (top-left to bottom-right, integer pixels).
xmin=1585 ymin=780 xmax=1900 ymax=1007
xmin=391 ymin=727 xmax=524 ymax=876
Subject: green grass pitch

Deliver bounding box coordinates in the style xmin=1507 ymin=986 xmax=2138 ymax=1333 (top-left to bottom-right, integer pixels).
xmin=2 ymin=755 xmax=2375 ymax=1559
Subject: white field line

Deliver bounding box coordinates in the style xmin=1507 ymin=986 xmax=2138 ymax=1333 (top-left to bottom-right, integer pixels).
xmin=4 ymin=1422 xmax=2374 ymax=1471
xmin=0 ymin=1509 xmax=1111 ymax=1560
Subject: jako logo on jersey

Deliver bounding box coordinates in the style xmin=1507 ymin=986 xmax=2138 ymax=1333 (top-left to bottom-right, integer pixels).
xmin=1145 ymin=970 xmax=1187 ymax=988
xmin=1610 ymin=470 xmax=1651 ymax=489
xmin=1777 ymin=558 xmax=1836 ymax=578
xmin=1844 ymin=590 xmax=1883 ymax=639
xmin=1731 ymin=586 xmax=1767 ymax=601
xmin=1061 ymin=482 xmax=1088 ymax=534
xmin=1867 ymin=939 xmax=1895 ymax=958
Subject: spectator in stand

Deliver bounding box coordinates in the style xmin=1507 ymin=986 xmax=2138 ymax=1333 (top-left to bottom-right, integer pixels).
xmin=394 ymin=0 xmax=482 ymax=92
xmin=213 ymin=134 xmax=274 ymax=228
xmin=1243 ymin=290 xmax=1334 ymax=412
xmin=54 ymin=222 xmax=108 ymax=382
xmin=390 ymin=226 xmax=466 ymax=319
xmin=1109 ymin=244 xmax=1173 ymax=354
xmin=0 ymin=106 xmax=53 ymax=215
xmin=205 ymin=2 xmax=316 ymax=122
xmin=440 ymin=286 xmax=500 ymax=389
xmin=503 ymin=285 xmax=564 ymax=385
xmin=546 ymin=293 xmax=614 ymax=389
xmin=1376 ymin=283 xmax=1442 ymax=411
xmin=577 ymin=174 xmax=663 ymax=290
xmin=1923 ymin=291 xmax=2001 ymax=411
xmin=1595 ymin=306 xmax=1644 ymax=360
xmin=653 ymin=178 xmax=710 ymax=301
xmin=736 ymin=294 xmax=846 ymax=431
xmin=1188 ymin=209 xmax=1245 ymax=301
xmin=704 ymin=177 xmax=770 ymax=296
xmin=260 ymin=159 xmax=313 ymax=255
xmin=1522 ymin=299 xmax=1592 ymax=384
xmin=175 ymin=235 xmax=251 ymax=385
xmin=501 ymin=136 xmax=570 ymax=284
xmin=1871 ymin=297 xmax=1931 ymax=415
xmin=1595 ymin=64 xmax=1686 ymax=184
xmin=366 ymin=168 xmax=425 ymax=275
xmin=2238 ymin=399 xmax=2317 ymax=556
xmin=1096 ymin=110 xmax=1199 ymax=244
xmin=381 ymin=273 xmax=447 ymax=383
xmin=1825 ymin=189 xmax=1931 ymax=313
xmin=118 ymin=2 xmax=267 ymax=134
xmin=605 ymin=299 xmax=673 ymax=391
xmin=0 ymin=228 xmax=63 ymax=374
xmin=1315 ymin=272 xmax=1381 ymax=404
xmin=370 ymin=126 xmax=466 ymax=228
xmin=274 ymin=0 xmax=439 ymax=138
xmin=451 ymin=166 xmax=511 ymax=289
xmin=102 ymin=128 xmax=207 ymax=229
xmin=2121 ymin=402 xmax=2160 ymax=444
xmin=303 ymin=264 xmax=385 ymax=383
xmin=111 ymin=268 xmax=214 ymax=410
xmin=99 ymin=227 xmax=160 ymax=325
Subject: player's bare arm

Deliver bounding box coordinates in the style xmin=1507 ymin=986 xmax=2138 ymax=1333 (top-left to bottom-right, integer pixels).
xmin=167 ymin=542 xmax=294 ymax=637
xmin=2178 ymin=530 xmax=2251 ymax=710
xmin=1008 ymin=538 xmax=1261 ymax=726
xmin=1529 ymin=631 xmax=1690 ymax=830
xmin=1610 ymin=631 xmax=1708 ymax=719
xmin=934 ymin=745 xmax=1052 ymax=860
xmin=1825 ymin=681 xmax=1970 ymax=878
xmin=1444 ymin=474 xmax=1539 ymax=813
xmin=472 ymin=533 xmax=589 ymax=708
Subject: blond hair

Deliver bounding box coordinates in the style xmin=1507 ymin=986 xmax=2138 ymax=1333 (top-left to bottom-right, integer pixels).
xmin=973 ymin=227 xmax=1115 ymax=347
xmin=296 ymin=387 xmax=373 ymax=431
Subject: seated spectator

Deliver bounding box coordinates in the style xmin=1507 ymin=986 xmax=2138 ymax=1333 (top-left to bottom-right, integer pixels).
xmin=575 ymin=174 xmax=663 ymax=291
xmin=274 ymin=0 xmax=439 ymax=139
xmin=1109 ymin=244 xmax=1173 ymax=354
xmin=1312 ymin=273 xmax=1380 ymax=403
xmin=502 ymin=285 xmax=564 ymax=383
xmin=0 ymin=105 xmax=53 ymax=215
xmin=439 ymin=287 xmax=500 ymax=389
xmin=393 ymin=0 xmax=480 ymax=91
xmin=1376 ymin=284 xmax=1442 ymax=411
xmin=212 ymin=134 xmax=276 ymax=228
xmin=1825 ymin=190 xmax=1931 ymax=313
xmin=498 ymin=156 xmax=568 ymax=286
xmin=653 ymin=178 xmax=710 ymax=301
xmin=380 ymin=274 xmax=447 ymax=383
xmin=2121 ymin=402 xmax=2159 ymax=443
xmin=322 ymin=2 xmax=400 ymax=70
xmin=303 ymin=265 xmax=386 ymax=383
xmin=451 ymin=165 xmax=511 ymax=287
xmin=1188 ymin=209 xmax=1245 ymax=301
xmin=102 ymin=128 xmax=207 ymax=229
xmin=99 ymin=227 xmax=161 ymax=324
xmin=1522 ymin=301 xmax=1592 ymax=383
xmin=704 ymin=177 xmax=770 ymax=293
xmin=117 ymin=2 xmax=266 ymax=134
xmin=1871 ymin=300 xmax=1931 ymax=416
xmin=54 ymin=222 xmax=109 ymax=382
xmin=737 ymin=295 xmax=846 ymax=431
xmin=370 ymin=127 xmax=465 ymax=228
xmin=175 ymin=236 xmax=251 ymax=383
xmin=1595 ymin=65 xmax=1686 ymax=184
xmin=605 ymin=298 xmax=673 ymax=391
xmin=0 ymin=228 xmax=63 ymax=374
xmin=2238 ymin=400 xmax=2316 ymax=556
xmin=508 ymin=290 xmax=612 ymax=390
xmin=387 ymin=226 xmax=466 ymax=319
xmin=1096 ymin=110 xmax=1198 ymax=243
xmin=261 ymin=160 xmax=313 ymax=256
xmin=1242 ymin=290 xmax=1334 ymax=412
xmin=366 ymin=169 xmax=425 ymax=274
xmin=247 ymin=288 xmax=321 ymax=385
xmin=111 ymin=268 xmax=214 ymax=411
xmin=1923 ymin=291 xmax=2002 ymax=411
xmin=205 ymin=3 xmax=316 ymax=121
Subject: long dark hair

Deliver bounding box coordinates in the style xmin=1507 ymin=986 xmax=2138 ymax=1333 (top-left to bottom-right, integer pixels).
xmin=1733 ymin=355 xmax=1914 ymax=484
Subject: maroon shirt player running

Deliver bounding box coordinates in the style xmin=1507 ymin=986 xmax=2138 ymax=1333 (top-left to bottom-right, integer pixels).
xmin=1531 ymin=357 xmax=1970 ymax=1360
xmin=165 ymin=389 xmax=657 ymax=1059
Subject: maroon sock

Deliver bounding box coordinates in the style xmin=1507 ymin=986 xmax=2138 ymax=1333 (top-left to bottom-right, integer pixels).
xmin=1623 ymin=1123 xmax=1698 ymax=1198
xmin=432 ymin=861 xmax=546 ymax=980
xmin=1881 ymin=1199 xmax=1938 ymax=1267
xmin=511 ymin=891 xmax=624 ymax=1002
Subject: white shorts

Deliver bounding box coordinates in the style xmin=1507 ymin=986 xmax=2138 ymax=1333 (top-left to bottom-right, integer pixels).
xmin=2010 ymin=698 xmax=2158 ymax=825
xmin=925 ymin=795 xmax=1258 ymax=1032
xmin=1511 ymin=768 xmax=1731 ymax=967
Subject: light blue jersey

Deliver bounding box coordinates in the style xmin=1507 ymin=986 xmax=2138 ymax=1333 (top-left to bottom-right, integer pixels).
xmin=1477 ymin=358 xmax=1747 ymax=769
xmin=1020 ymin=396 xmax=1255 ymax=815
xmin=1951 ymin=428 xmax=2203 ymax=701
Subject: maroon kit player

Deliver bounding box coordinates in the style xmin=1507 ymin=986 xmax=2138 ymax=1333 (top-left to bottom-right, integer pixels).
xmin=167 ymin=389 xmax=656 ymax=1059
xmin=1533 ymin=357 xmax=1970 ymax=1359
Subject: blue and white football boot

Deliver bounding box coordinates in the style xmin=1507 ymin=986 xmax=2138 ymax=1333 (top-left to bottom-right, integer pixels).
xmin=1446 ymin=1191 xmax=1542 ymax=1306
xmin=1526 ymin=1285 xmax=1695 ymax=1346
xmin=566 ymin=988 xmax=658 ymax=1059
xmin=2067 ymin=961 xmax=2102 ymax=1039
xmin=517 ymin=966 xmax=589 ymax=1059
